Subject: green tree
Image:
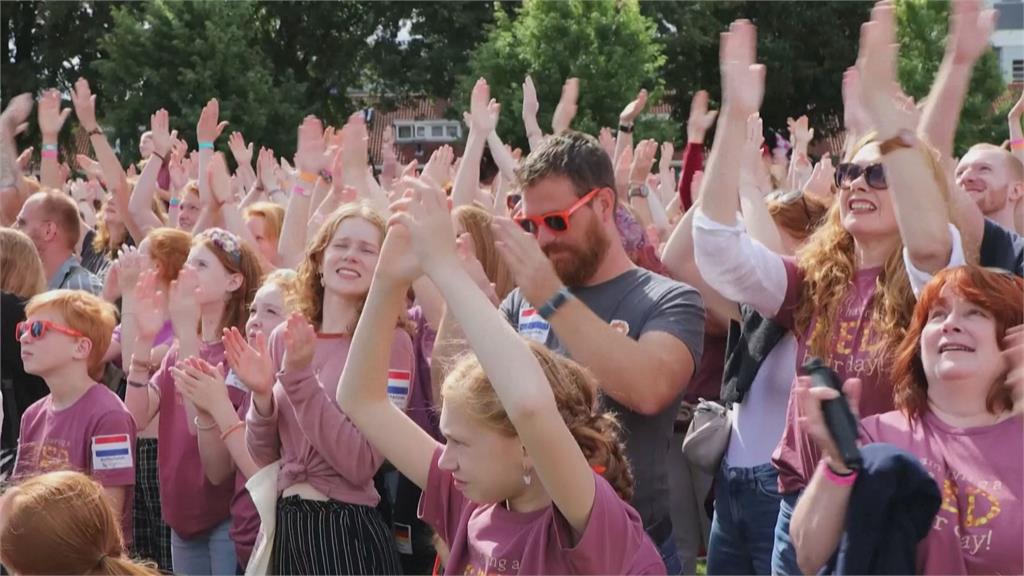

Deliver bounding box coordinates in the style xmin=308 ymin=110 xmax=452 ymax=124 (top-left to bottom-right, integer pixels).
xmin=894 ymin=0 xmax=1006 ymax=154
xmin=94 ymin=0 xmax=307 ymax=164
xmin=463 ymin=0 xmax=667 ymax=149
xmin=642 ymin=1 xmax=873 ymax=144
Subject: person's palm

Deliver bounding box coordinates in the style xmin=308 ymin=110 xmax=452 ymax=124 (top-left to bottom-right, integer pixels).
xmin=522 ymin=75 xmax=540 ymax=118
xmin=225 ymin=328 xmax=275 ymax=396
xmin=720 ymin=21 xmax=765 ymax=117
xmin=619 ymin=89 xmax=648 ymax=125
xmin=950 ymin=0 xmax=997 ymax=65
xmin=71 ymin=78 xmax=98 ymax=131
xmin=196 ymin=98 xmax=228 ymax=143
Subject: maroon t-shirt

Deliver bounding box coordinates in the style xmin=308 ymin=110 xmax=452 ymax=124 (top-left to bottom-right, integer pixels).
xmin=770 ymin=261 xmax=896 ymax=493
xmin=229 ymin=393 xmax=259 ymax=567
xmin=418 ymin=448 xmax=665 ymax=575
xmin=14 ymin=384 xmax=137 ymax=548
xmin=153 ymin=342 xmax=246 ymax=539
xmin=861 ymin=411 xmax=1024 ymax=575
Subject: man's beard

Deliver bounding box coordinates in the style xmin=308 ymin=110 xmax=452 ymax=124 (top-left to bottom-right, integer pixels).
xmin=976 ymin=185 xmax=1009 ymax=216
xmin=542 ymin=217 xmax=610 ymax=288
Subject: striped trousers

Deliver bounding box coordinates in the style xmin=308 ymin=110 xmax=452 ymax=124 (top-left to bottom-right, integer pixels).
xmin=271 ymin=495 xmax=402 ymax=575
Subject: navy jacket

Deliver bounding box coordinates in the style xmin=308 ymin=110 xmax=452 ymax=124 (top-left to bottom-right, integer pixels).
xmin=822 ymin=443 xmax=941 ymax=575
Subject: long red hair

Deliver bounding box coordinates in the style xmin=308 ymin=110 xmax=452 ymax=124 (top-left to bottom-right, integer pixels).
xmin=890 ymin=265 xmax=1023 ymax=420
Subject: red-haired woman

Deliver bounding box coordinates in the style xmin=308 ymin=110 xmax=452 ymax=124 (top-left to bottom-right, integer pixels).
xmin=791 ymin=266 xmax=1023 ymax=575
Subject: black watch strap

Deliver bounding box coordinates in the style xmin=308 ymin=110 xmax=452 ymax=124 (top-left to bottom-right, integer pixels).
xmin=537 ymin=287 xmax=573 ymax=320
xmin=618 ymin=123 xmax=634 ymax=134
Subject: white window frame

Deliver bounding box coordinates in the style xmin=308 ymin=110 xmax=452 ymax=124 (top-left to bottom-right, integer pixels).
xmin=393 ymin=120 xmax=462 ymax=143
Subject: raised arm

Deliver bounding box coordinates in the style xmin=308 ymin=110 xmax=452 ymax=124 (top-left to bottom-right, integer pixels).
xmin=691 ymin=21 xmax=791 ymax=318
xmin=394 ymin=178 xmax=598 ymax=535
xmin=228 ymin=132 xmax=257 ymax=192
xmin=278 ymin=116 xmax=326 ymax=269
xmin=626 ymin=139 xmax=658 ymax=230
xmin=37 ymin=89 xmax=71 ymax=190
xmin=337 ymin=207 xmax=440 ymax=490
xmin=1009 ymin=89 xmax=1024 ymax=166
xmin=551 ymin=77 xmax=579 ymax=136
xmin=128 ymin=109 xmax=174 ymax=239
xmin=680 ymin=90 xmax=717 ymax=210
xmin=738 ymin=114 xmax=784 ymax=254
xmin=196 ymin=98 xmax=228 ymax=210
xmin=123 ymin=271 xmax=166 ymax=430
xmin=858 ymin=2 xmax=952 ymax=274
xmin=614 ymin=89 xmax=646 ymax=164
xmin=454 ymin=81 xmax=494 ymax=209
xmin=1 ymin=94 xmax=32 ymax=225
xmin=522 ymin=75 xmax=545 ymax=151
xmin=72 ymin=79 xmax=131 ymax=229
xmin=919 ymin=0 xmax=997 ymax=160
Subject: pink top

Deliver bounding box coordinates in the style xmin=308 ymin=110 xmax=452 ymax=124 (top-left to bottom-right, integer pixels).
xmin=245 ymin=327 xmax=416 ymax=506
xmin=14 ymin=384 xmax=137 ymax=548
xmin=861 ymin=411 xmax=1023 ymax=575
xmin=418 ymin=448 xmax=666 ymax=575
xmin=153 ymin=342 xmax=247 ymax=539
xmin=771 ymin=262 xmax=896 ymax=493
xmin=229 ymin=394 xmax=259 ymax=567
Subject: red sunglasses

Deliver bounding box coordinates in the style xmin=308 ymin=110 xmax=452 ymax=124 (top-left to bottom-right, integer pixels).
xmin=16 ymin=320 xmax=85 ymax=341
xmin=513 ymin=188 xmax=602 ymax=235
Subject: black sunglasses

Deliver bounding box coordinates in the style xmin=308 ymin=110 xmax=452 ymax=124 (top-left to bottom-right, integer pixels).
xmin=835 ymin=162 xmax=887 ymax=190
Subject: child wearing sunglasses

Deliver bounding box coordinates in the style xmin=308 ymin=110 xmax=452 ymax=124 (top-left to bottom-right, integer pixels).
xmin=11 ymin=289 xmax=138 ymax=550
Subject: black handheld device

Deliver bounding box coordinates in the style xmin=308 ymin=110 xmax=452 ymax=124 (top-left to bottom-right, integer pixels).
xmin=803 ymin=357 xmax=862 ymax=471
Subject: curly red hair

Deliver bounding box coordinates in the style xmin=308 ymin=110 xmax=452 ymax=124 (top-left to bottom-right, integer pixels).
xmin=890 ymin=265 xmax=1023 ymax=420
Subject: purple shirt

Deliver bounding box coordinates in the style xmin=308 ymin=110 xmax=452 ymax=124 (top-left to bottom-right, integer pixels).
xmin=14 ymin=383 xmax=137 ymax=548
xmin=245 ymin=327 xmax=416 ymax=505
xmin=408 ymin=306 xmax=441 ymax=440
xmin=418 ymin=448 xmax=666 ymax=575
xmin=153 ymin=341 xmax=246 ymax=539
xmin=230 ymin=394 xmax=259 ymax=567
xmin=771 ymin=262 xmax=896 ymax=493
xmin=113 ymin=321 xmax=175 ymax=368
xmin=861 ymin=411 xmax=1024 ymax=575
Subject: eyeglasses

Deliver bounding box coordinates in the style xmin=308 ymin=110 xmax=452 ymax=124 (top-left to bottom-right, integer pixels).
xmin=506 ymin=193 xmax=522 ymax=212
xmin=16 ymin=320 xmax=85 ymax=342
xmin=766 ymin=189 xmax=813 ymax=224
xmin=835 ymin=162 xmax=887 ymax=190
xmin=514 ymin=188 xmax=602 ymax=236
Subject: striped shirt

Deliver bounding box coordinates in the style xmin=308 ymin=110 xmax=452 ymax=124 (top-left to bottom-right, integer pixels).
xmin=48 ymin=255 xmax=103 ymax=295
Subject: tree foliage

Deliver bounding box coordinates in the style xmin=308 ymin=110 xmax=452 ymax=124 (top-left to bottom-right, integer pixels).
xmin=894 ymin=0 xmax=1007 ymax=155
xmin=643 ymin=1 xmax=873 ymax=145
xmin=463 ymin=0 xmax=668 ymax=149
xmin=93 ymin=1 xmax=306 ymax=163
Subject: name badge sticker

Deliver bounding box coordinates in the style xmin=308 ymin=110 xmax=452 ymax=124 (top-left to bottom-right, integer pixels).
xmin=387 ymin=369 xmax=412 ymax=411
xmin=518 ymin=307 xmax=550 ymax=344
xmin=91 ymin=434 xmax=133 ymax=470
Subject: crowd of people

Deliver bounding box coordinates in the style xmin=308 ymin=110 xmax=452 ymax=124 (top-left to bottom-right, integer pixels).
xmin=0 ymin=1 xmax=1022 ymax=575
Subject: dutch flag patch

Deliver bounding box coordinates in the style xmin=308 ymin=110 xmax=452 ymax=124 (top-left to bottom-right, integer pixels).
xmin=91 ymin=434 xmax=133 ymax=470
xmin=387 ymin=369 xmax=412 ymax=411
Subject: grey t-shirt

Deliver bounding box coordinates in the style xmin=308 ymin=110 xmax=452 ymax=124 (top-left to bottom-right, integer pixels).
xmin=500 ymin=267 xmax=705 ymax=532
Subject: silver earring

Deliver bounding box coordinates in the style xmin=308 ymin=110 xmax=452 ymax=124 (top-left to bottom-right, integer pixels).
xmin=523 ymin=471 xmax=532 ymax=486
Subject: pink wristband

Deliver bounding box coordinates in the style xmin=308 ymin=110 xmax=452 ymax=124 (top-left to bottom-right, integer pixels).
xmin=292 ymin=184 xmax=310 ymax=198
xmin=822 ymin=461 xmax=858 ymax=486
xmin=1011 ymin=138 xmax=1024 ymax=149
xmin=41 ymin=149 xmax=58 ymax=159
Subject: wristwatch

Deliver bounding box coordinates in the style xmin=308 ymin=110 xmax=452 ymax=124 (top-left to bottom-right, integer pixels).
xmin=87 ymin=126 xmax=104 ymax=137
xmin=617 ymin=123 xmax=634 ymax=134
xmin=627 ymin=184 xmax=649 ymax=199
xmin=537 ymin=287 xmax=574 ymax=320
xmin=878 ymin=129 xmax=917 ymax=156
